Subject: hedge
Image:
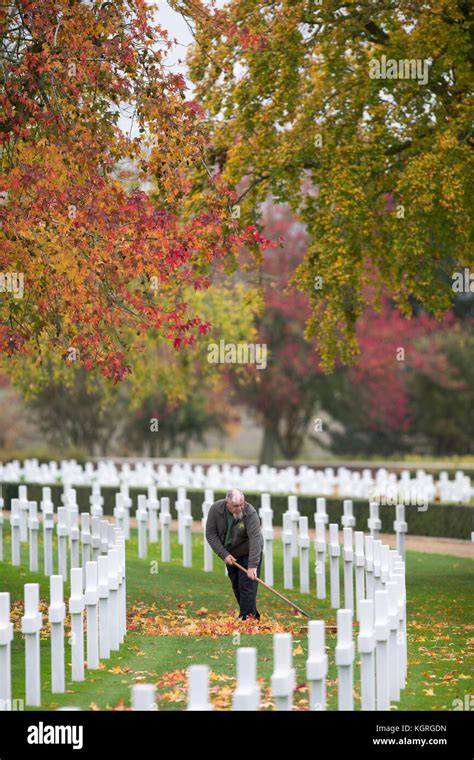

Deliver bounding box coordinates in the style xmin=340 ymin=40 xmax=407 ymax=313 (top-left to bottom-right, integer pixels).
xmin=2 ymin=483 xmax=473 ymax=540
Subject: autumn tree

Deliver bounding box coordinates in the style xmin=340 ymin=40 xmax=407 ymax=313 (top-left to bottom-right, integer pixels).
xmin=317 ymin=300 xmax=449 ymax=455
xmin=228 ymin=202 xmax=328 ymax=464
xmin=120 ymin=387 xmax=228 ymax=457
xmin=10 ymin=348 xmax=125 ymax=454
xmin=176 ymin=0 xmax=473 ymax=369
xmin=118 ymin=278 xmax=260 ymax=455
xmin=0 ymin=373 xmax=33 ymax=452
xmin=406 ymin=323 xmax=474 ymax=455
xmin=0 ymin=0 xmax=262 ymax=381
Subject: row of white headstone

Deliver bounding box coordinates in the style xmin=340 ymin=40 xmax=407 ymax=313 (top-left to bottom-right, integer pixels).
xmin=4 ymin=459 xmax=474 ymax=505
xmin=130 ymin=557 xmax=407 ymax=712
xmin=5 ymin=492 xmax=123 ymax=583
xmin=268 ymin=495 xmax=408 ymax=588
xmin=3 ymin=458 xmax=472 ymax=503
xmin=0 ymin=520 xmax=127 ymax=710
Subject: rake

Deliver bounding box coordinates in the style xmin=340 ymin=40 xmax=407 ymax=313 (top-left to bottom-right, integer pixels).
xmin=232 ymin=560 xmax=312 ymax=618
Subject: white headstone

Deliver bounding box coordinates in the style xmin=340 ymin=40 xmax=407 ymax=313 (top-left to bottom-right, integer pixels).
xmin=306 ymin=620 xmax=327 ymax=711
xmin=69 ymin=567 xmax=85 ymax=682
xmin=270 ymin=633 xmax=295 ymax=711
xmin=368 ymin=501 xmax=381 ymax=539
xmin=137 ymin=495 xmax=148 ymax=560
xmin=43 ymin=504 xmax=54 ymax=576
xmin=335 ymin=609 xmax=354 ymax=711
xmin=132 ymin=683 xmax=157 ymax=710
xmin=315 ymin=497 xmax=328 ymax=524
xmin=386 ymin=580 xmax=400 ymax=703
xmin=0 ymin=592 xmax=14 ymax=710
xmin=354 ymin=531 xmax=366 ymax=620
xmin=298 ymin=516 xmax=310 ymax=594
xmin=187 ymin=665 xmax=213 ymax=711
xmin=182 ymin=499 xmax=193 ymax=568
xmin=48 ymin=575 xmax=66 ymax=693
xmin=159 ymin=497 xmax=171 ymax=562
xmin=147 ymin=485 xmax=160 ymax=543
xmin=21 ymin=583 xmax=42 ymax=706
xmin=282 ymin=513 xmax=293 ymax=590
xmin=358 ymin=599 xmax=375 ymax=710
xmin=342 ymin=527 xmax=354 ymax=614
xmin=341 ymin=499 xmax=356 ymax=528
xmin=115 ymin=531 xmax=126 ymax=645
xmin=107 ymin=548 xmax=120 ymax=651
xmin=364 ymin=534 xmax=374 ymax=599
xmin=97 ymin=555 xmax=110 ymax=660
xmin=373 ymin=539 xmax=382 ymax=592
xmin=10 ymin=499 xmax=21 ymax=566
xmin=314 ymin=517 xmax=326 ymax=600
xmin=287 ymin=496 xmax=299 ymax=558
xmin=90 ymin=516 xmax=101 ymax=563
xmin=329 ymin=523 xmax=340 ymax=609
xmin=28 ymin=501 xmax=39 ymax=573
xmin=232 ymin=648 xmax=260 ymax=711
xmin=69 ymin=508 xmax=80 ymax=569
xmin=113 ymin=493 xmax=126 ymax=534
xmin=261 ymin=508 xmax=274 ymax=587
xmin=18 ymin=485 xmax=29 ymax=542
xmin=202 ymin=502 xmax=213 ymax=572
xmin=374 ymin=590 xmax=390 ymax=711
xmin=394 ymin=504 xmax=407 ymax=559
xmin=0 ymin=506 xmax=3 ymax=563
xmin=56 ymin=507 xmax=68 ymax=579
xmin=84 ymin=561 xmax=99 ymax=669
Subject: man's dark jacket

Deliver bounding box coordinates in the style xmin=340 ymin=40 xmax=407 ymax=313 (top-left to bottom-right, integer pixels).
xmin=205 ymin=499 xmax=263 ymax=568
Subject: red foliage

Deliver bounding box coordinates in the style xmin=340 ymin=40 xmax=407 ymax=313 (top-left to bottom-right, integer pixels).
xmin=350 ymin=302 xmax=455 ymax=431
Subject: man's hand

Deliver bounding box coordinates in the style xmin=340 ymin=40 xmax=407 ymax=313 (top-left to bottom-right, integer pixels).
xmin=224 ymin=554 xmax=236 ymax=566
xmin=247 ymin=567 xmax=257 ymax=581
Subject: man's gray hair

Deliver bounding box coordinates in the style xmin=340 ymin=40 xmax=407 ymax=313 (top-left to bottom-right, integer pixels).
xmin=225 ymin=488 xmax=244 ymax=504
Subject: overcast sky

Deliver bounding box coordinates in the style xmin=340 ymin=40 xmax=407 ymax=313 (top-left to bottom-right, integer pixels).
xmin=155 ymin=2 xmax=195 ymax=75
xmin=118 ymin=3 xmax=194 ymax=136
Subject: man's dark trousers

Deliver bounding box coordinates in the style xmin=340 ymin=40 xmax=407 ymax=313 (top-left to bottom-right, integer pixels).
xmin=227 ymin=554 xmax=262 ymax=620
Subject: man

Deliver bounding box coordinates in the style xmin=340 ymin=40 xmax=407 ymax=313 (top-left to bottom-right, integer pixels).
xmin=205 ymin=488 xmax=263 ymax=620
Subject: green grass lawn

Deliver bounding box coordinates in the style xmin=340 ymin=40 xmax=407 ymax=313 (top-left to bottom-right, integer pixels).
xmin=1 ymin=524 xmax=473 ymax=710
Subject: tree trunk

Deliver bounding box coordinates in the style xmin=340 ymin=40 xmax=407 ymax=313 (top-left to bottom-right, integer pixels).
xmin=259 ymin=423 xmax=279 ymax=465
